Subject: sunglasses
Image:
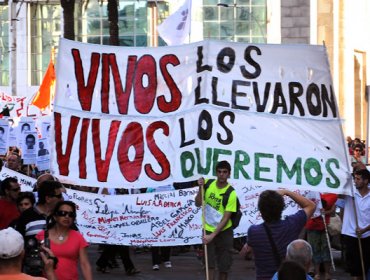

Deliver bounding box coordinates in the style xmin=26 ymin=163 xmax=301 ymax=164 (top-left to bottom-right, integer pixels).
xmin=56 ymin=210 xmax=76 ymax=218
xmin=355 ymin=149 xmax=362 ymax=152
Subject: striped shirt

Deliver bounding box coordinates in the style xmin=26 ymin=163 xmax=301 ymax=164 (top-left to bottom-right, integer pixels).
xmin=247 ymin=210 xmax=307 ymax=279
xmin=15 ymin=206 xmax=47 ymax=244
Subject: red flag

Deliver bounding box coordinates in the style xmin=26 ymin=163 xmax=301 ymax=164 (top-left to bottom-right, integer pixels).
xmin=31 ymin=59 xmax=56 ymax=111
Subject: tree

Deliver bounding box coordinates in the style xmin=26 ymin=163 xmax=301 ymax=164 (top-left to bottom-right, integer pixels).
xmin=61 ymin=0 xmax=75 ymax=40
xmin=108 ymin=0 xmax=119 ymax=46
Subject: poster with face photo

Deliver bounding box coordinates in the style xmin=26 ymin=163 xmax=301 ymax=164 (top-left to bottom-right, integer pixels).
xmin=21 ymin=131 xmax=37 ymax=164
xmin=36 ymin=138 xmax=50 ymax=171
xmin=41 ymin=121 xmax=51 ymax=139
xmin=7 ymin=118 xmax=17 ymax=147
xmin=17 ymin=118 xmax=36 ymax=148
xmin=0 ymin=120 xmax=9 ymax=155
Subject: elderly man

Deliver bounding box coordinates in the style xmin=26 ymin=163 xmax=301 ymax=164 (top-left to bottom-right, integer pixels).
xmin=5 ymin=154 xmax=21 ymax=172
xmin=246 ymin=190 xmax=315 ymax=279
xmin=272 ymin=239 xmax=314 ymax=280
xmin=0 ymin=227 xmax=57 ymax=280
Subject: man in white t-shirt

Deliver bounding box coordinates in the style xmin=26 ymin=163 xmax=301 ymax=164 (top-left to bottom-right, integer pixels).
xmin=341 ymin=168 xmax=370 ymax=280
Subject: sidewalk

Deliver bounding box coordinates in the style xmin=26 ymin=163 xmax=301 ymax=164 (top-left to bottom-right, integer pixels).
xmin=88 ymin=245 xmax=351 ymax=280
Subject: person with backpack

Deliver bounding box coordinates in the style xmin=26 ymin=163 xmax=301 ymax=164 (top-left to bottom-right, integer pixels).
xmin=195 ymin=160 xmax=239 ymax=280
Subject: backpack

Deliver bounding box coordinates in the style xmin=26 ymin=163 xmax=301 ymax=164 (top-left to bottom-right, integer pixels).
xmin=204 ymin=179 xmax=242 ymax=229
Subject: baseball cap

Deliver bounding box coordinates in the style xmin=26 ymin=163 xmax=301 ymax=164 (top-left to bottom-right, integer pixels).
xmin=0 ymin=228 xmax=24 ymax=259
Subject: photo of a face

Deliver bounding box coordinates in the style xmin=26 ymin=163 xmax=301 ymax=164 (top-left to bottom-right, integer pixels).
xmin=21 ymin=123 xmax=31 ymax=133
xmin=25 ymin=134 xmax=36 ymax=149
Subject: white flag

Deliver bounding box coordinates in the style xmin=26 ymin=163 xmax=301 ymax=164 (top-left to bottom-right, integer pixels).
xmin=157 ymin=0 xmax=192 ymax=46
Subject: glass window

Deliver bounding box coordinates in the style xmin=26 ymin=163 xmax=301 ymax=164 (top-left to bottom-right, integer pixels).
xmin=203 ymin=0 xmax=266 ymax=43
xmin=30 ymin=3 xmax=61 ymax=86
xmin=77 ymin=0 xmax=162 ymax=47
xmin=30 ymin=1 xmax=169 ymax=84
xmin=0 ymin=5 xmax=9 ymax=86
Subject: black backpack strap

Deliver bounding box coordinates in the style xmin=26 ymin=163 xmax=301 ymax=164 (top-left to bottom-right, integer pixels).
xmin=263 ymin=223 xmax=282 ymax=267
xmin=204 ymin=179 xmax=215 ymax=190
xmin=221 ymin=185 xmax=234 ymax=208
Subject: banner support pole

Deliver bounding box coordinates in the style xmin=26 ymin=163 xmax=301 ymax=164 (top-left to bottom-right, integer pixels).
xmin=201 ymin=184 xmax=210 ymax=280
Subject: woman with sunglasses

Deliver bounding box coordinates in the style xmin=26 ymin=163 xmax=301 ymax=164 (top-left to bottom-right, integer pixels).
xmin=36 ymin=201 xmax=92 ymax=280
xmin=351 ymin=143 xmax=366 ymax=167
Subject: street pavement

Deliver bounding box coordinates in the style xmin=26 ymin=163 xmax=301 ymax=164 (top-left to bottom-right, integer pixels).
xmin=88 ymin=245 xmax=352 ymax=280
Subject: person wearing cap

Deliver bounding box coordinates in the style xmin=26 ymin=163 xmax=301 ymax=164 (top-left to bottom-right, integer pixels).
xmin=0 ymin=227 xmax=57 ymax=280
xmin=0 ymin=177 xmax=21 ymax=230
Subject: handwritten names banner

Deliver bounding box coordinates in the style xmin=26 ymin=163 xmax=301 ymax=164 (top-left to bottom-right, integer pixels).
xmin=52 ymin=39 xmax=352 ymax=194
xmin=68 ymin=185 xmax=314 ymax=246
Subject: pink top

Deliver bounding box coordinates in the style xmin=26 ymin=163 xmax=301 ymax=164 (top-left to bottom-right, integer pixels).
xmin=36 ymin=229 xmax=88 ymax=280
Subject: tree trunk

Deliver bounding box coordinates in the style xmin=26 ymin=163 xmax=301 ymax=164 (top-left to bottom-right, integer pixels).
xmin=108 ymin=0 xmax=119 ymax=46
xmin=61 ymin=0 xmax=75 ymax=40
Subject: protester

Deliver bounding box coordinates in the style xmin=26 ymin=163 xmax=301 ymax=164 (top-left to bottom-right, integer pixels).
xmin=272 ymin=239 xmax=314 ymax=280
xmin=36 ymin=201 xmax=92 ymax=280
xmin=277 ymin=261 xmax=307 ymax=280
xmin=305 ymin=193 xmax=337 ymax=280
xmin=147 ymin=185 xmax=175 ymax=270
xmin=195 ymin=160 xmax=238 ymax=280
xmin=16 ymin=192 xmax=36 ymax=213
xmin=96 ymin=245 xmax=141 ymax=275
xmin=0 ymin=227 xmax=57 ymax=280
xmin=95 ymin=188 xmax=141 ymax=276
xmin=5 ymin=153 xmax=21 ymax=172
xmin=245 ymin=189 xmax=315 ymax=280
xmin=0 ymin=177 xmax=21 ymax=229
xmin=9 ymin=192 xmax=36 ymax=229
xmin=15 ymin=180 xmax=63 ymax=276
xmin=341 ymin=168 xmax=370 ymax=280
xmin=32 ymin=173 xmax=68 ymax=202
xmin=347 ymin=136 xmax=354 ymax=154
xmin=351 ymin=143 xmax=366 ymax=167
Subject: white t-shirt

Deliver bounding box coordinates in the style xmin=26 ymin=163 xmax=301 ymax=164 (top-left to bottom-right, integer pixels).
xmin=341 ymin=189 xmax=370 ymax=238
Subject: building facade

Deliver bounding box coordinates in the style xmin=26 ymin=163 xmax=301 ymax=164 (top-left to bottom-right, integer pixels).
xmin=0 ymin=0 xmax=369 ymax=140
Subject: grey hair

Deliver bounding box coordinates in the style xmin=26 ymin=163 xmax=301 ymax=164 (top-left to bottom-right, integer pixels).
xmin=286 ymin=239 xmax=312 ymax=267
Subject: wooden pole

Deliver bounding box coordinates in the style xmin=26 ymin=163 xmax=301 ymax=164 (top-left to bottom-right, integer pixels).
xmin=321 ymin=214 xmax=335 ymax=271
xmin=201 ymin=184 xmax=210 ymax=280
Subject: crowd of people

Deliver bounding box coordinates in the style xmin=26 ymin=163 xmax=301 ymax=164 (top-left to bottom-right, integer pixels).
xmin=0 ymin=149 xmax=369 ymax=280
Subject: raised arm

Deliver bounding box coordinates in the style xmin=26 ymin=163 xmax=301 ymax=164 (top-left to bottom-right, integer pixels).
xmin=195 ymin=177 xmax=205 ymax=207
xmin=277 ymin=189 xmax=316 ymax=219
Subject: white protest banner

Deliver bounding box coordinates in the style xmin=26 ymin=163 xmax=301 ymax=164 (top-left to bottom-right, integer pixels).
xmin=68 ymin=188 xmax=203 ymax=246
xmin=68 ymin=186 xmax=317 ymax=246
xmin=52 ymin=39 xmax=352 ymax=194
xmin=0 ymin=167 xmax=36 ymax=191
xmin=0 ymin=92 xmax=27 ymax=118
